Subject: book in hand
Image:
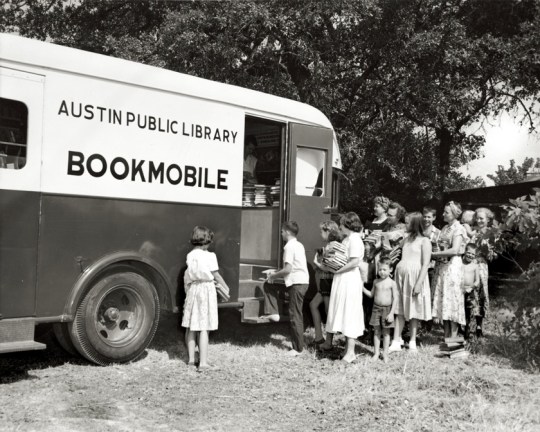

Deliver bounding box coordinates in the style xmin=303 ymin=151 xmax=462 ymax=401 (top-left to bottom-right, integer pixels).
xmin=215 ymin=282 xmax=230 ymax=302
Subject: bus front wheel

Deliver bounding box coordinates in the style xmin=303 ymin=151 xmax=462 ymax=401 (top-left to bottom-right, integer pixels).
xmin=69 ymin=271 xmax=160 ymax=365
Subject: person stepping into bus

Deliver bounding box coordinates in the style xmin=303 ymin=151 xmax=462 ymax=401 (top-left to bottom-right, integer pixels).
xmin=260 ymin=221 xmax=310 ymax=357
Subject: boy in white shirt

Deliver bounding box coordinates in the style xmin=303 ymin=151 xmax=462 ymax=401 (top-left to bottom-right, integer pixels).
xmin=261 ymin=221 xmax=310 ymax=356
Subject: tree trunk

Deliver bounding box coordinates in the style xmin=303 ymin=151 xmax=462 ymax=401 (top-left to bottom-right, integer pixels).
xmin=435 ymin=127 xmax=453 ymax=204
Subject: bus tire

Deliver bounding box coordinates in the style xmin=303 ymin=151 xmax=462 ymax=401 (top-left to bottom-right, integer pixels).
xmin=69 ymin=271 xmax=160 ymax=365
xmin=52 ymin=322 xmax=78 ymax=356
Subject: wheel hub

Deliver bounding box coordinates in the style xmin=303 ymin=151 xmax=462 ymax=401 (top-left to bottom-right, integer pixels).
xmin=104 ymin=307 xmax=120 ymax=323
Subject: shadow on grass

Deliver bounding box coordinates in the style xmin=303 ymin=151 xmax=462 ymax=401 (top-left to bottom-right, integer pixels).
xmin=0 ymin=324 xmax=87 ymax=385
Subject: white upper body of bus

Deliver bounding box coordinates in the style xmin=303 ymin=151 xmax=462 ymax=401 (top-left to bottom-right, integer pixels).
xmin=0 ymin=33 xmax=341 ymax=207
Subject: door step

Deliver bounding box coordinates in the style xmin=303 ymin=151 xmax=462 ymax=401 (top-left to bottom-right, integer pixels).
xmin=0 ymin=318 xmax=46 ymax=354
xmin=240 ymin=297 xmax=289 ymax=324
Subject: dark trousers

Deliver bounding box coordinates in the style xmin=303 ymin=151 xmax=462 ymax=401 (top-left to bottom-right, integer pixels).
xmin=264 ymin=283 xmax=308 ymax=352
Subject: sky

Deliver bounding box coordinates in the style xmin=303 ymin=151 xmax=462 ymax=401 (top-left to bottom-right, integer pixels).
xmin=461 ymin=110 xmax=540 ymax=185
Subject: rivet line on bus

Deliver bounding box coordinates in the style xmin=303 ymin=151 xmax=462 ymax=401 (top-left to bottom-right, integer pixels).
xmin=58 ymin=100 xmax=239 ymax=143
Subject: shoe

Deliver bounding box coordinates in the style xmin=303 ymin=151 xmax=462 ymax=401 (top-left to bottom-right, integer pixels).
xmin=408 ymin=340 xmax=417 ymax=351
xmin=388 ymin=341 xmax=402 ymax=352
xmin=197 ymin=364 xmax=212 ymax=373
xmin=313 ymin=338 xmax=326 ymax=345
xmin=285 ymin=349 xmax=301 ymax=357
xmin=476 ymin=328 xmax=484 ymax=338
xmin=187 ymin=361 xmax=197 ymax=367
xmin=399 ymin=338 xmax=405 ymax=346
xmin=260 ymin=314 xmax=280 ymax=322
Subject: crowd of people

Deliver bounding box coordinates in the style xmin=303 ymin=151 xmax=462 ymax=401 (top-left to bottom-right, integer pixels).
xmin=180 ymin=197 xmax=495 ymax=371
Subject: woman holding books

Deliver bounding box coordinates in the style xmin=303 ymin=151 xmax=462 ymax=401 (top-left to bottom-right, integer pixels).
xmin=431 ymin=201 xmax=467 ymax=339
xmin=318 ymin=212 xmax=365 ymax=363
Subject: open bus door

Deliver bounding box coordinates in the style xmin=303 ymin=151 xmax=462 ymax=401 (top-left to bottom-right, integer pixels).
xmin=287 ymin=124 xmax=334 ymax=265
xmin=0 ymin=68 xmax=45 ymax=351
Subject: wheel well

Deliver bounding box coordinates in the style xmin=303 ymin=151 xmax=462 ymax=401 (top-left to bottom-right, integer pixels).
xmin=89 ymin=261 xmax=172 ymax=313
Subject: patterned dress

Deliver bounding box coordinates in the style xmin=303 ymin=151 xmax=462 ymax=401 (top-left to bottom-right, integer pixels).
xmin=395 ymin=236 xmax=432 ymax=321
xmin=181 ymin=248 xmax=219 ymax=331
xmin=432 ymin=221 xmax=466 ymax=325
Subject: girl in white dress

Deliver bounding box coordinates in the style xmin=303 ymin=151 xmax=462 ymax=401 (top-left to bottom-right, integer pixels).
xmin=182 ymin=226 xmax=230 ymax=371
xmin=390 ymin=212 xmax=432 ymax=352
xmin=319 ymin=212 xmax=364 ymax=363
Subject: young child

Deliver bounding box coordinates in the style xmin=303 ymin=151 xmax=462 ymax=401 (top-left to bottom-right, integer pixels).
xmin=311 ymin=221 xmax=341 ymax=344
xmin=462 ymin=243 xmax=480 ymax=339
xmin=182 ymin=226 xmax=230 ymax=372
xmin=461 ymin=210 xmax=475 ymax=239
xmin=360 ymin=241 xmax=377 ymax=340
xmin=363 ymin=258 xmax=398 ymax=363
xmin=261 ymin=221 xmax=310 ymax=356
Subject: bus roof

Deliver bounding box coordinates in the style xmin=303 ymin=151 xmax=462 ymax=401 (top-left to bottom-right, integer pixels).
xmin=0 ymin=33 xmax=342 ymax=169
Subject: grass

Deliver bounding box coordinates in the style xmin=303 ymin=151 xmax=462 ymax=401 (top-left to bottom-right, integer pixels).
xmin=0 ymin=301 xmax=539 ymax=432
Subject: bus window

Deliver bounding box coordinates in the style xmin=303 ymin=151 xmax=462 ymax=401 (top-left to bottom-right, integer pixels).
xmin=0 ymin=97 xmax=27 ymax=170
xmin=295 ymin=147 xmax=326 ymax=197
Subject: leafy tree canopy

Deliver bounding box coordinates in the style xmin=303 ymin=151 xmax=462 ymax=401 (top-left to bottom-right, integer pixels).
xmin=488 ymin=157 xmax=540 ymax=185
xmin=2 ymin=0 xmax=539 ymax=218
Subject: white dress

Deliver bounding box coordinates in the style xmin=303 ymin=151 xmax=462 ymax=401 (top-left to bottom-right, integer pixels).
xmin=181 ymin=248 xmax=219 ymax=331
xmin=395 ymin=236 xmax=431 ymax=321
xmin=325 ymin=232 xmax=365 ymax=338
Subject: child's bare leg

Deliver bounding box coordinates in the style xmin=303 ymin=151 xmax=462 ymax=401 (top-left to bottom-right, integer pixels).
xmin=186 ymin=329 xmax=197 ymax=364
xmin=409 ymin=319 xmax=418 ymax=342
xmin=382 ymin=328 xmax=391 ymax=363
xmin=198 ymin=330 xmax=209 ymax=367
xmin=323 ymin=296 xmax=330 ymax=315
xmin=342 ymin=337 xmax=356 ymax=363
xmin=309 ymin=293 xmax=324 ymax=341
xmin=392 ymin=314 xmax=404 ymax=342
xmin=372 ymin=327 xmax=381 ymax=360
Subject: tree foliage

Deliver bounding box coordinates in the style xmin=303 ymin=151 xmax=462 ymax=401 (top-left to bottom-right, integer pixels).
xmin=487 ymin=157 xmax=540 ymax=185
xmin=2 ymin=0 xmax=539 ymax=217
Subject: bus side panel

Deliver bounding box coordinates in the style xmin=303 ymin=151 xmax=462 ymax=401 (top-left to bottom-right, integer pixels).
xmin=0 ymin=190 xmax=40 ymax=318
xmin=35 ymin=194 xmax=241 ymax=318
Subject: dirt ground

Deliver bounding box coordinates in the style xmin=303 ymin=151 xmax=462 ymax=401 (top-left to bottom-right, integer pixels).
xmin=1 ymin=306 xmax=540 ymax=432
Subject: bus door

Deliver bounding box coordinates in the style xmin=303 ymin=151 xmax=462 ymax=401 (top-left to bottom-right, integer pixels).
xmin=287 ymin=123 xmax=333 ymax=263
xmin=0 ymin=67 xmax=44 ymax=318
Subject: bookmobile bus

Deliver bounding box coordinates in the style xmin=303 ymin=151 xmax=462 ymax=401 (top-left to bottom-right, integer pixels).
xmin=0 ymin=34 xmax=342 ymax=365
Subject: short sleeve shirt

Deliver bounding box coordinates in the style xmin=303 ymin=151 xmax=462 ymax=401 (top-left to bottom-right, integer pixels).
xmin=346 ymin=232 xmax=364 ymax=263
xmin=185 ymin=249 xmax=219 ymax=284
xmin=283 ymin=238 xmax=309 ymax=287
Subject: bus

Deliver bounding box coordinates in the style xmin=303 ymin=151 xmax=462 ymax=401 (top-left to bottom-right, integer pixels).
xmin=0 ymin=34 xmax=342 ymax=365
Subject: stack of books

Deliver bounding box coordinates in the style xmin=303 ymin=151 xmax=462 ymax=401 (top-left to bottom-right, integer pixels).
xmin=254 ymin=184 xmax=269 ymax=206
xmin=322 ymin=241 xmax=348 ymax=271
xmin=242 ymin=184 xmax=255 ymax=206
xmin=270 ymin=183 xmax=281 ymax=207
xmin=439 ymin=336 xmax=469 ymax=359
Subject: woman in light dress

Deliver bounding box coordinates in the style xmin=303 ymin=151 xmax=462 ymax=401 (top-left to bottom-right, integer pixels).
xmin=431 ymin=201 xmax=467 ymax=339
xmin=318 ymin=212 xmax=364 ymax=363
xmin=390 ymin=212 xmax=432 ymax=352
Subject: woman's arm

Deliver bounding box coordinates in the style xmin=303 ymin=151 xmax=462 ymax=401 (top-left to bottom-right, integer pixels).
xmin=334 ymin=257 xmax=360 ymax=274
xmin=431 ymin=234 xmax=463 ymax=258
xmin=413 ymin=238 xmax=432 ymax=295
